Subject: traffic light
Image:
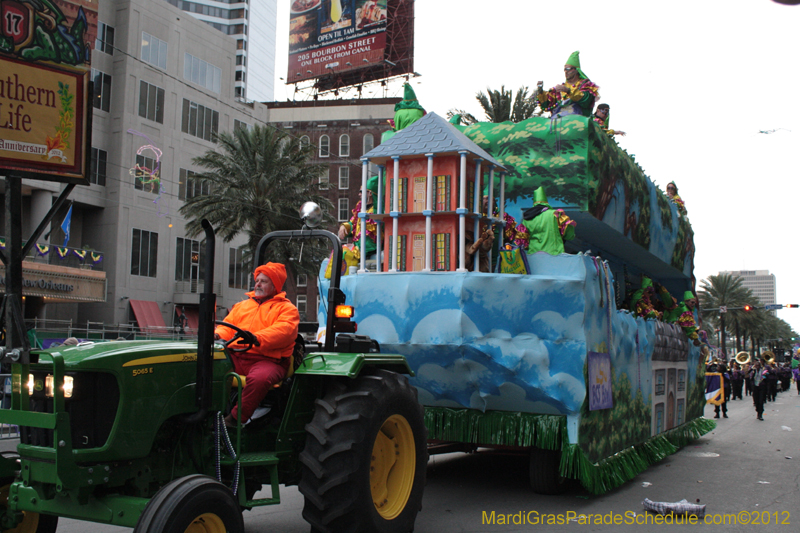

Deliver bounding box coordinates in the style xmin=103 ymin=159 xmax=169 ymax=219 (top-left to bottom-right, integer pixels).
xmin=744 ymin=305 xmax=753 ymax=311
xmin=786 ymin=304 xmax=799 ymax=308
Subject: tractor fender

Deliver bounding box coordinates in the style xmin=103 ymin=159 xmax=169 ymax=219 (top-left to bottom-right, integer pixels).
xmin=294 ymin=352 xmax=413 ymax=379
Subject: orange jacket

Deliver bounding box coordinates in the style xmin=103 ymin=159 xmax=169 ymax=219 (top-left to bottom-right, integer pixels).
xmin=215 ymin=291 xmax=299 ymax=361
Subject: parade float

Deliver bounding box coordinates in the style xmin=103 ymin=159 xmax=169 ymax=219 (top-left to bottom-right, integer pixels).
xmin=318 ymin=111 xmax=714 ymax=495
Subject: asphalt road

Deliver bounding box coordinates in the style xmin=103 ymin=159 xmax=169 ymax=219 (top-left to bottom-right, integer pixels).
xmin=3 ymin=386 xmax=799 ymax=532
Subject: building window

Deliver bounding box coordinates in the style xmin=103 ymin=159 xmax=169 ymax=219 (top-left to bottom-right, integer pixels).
xmin=339 ymin=134 xmax=349 ymax=156
xmin=338 ymin=198 xmax=349 ymax=221
xmin=134 ymin=154 xmax=160 ymax=194
xmin=141 ymin=32 xmax=167 ymax=69
xmin=91 ymin=69 xmax=111 ymax=112
xmin=181 ymin=99 xmax=219 ymax=142
xmin=339 ymin=167 xmax=349 ymax=189
xmin=90 ymin=148 xmax=107 ymax=186
xmin=297 ymin=274 xmax=307 ymax=287
xmin=297 ymin=295 xmax=307 ymax=319
xmin=655 ymin=370 xmax=665 ymax=396
xmin=319 ymin=135 xmax=329 ymax=157
xmin=138 ymin=81 xmax=165 ymax=123
xmin=300 ymin=135 xmax=310 ymax=148
xmin=434 ymin=175 xmax=450 ymax=211
xmin=235 ymin=70 xmax=245 ymax=82
xmin=390 ymin=177 xmax=408 ymax=212
xmin=363 ymin=133 xmax=374 ymax=155
xmin=179 ymin=168 xmax=210 ymax=201
xmin=131 ymin=228 xmax=158 ymax=277
xmin=176 ymin=237 xmax=203 ymax=283
xmin=235 ymin=55 xmax=245 ymax=66
xmin=95 ymin=22 xmax=115 ymax=55
xmin=233 ymin=119 xmax=249 ymax=131
xmin=228 ymin=246 xmax=250 ymax=289
xmin=433 ymin=233 xmax=450 ymax=271
xmin=319 ymin=169 xmax=329 ymax=190
xmin=184 ymin=53 xmax=221 ymax=93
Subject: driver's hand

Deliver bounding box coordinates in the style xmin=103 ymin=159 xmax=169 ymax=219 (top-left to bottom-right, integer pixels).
xmin=240 ymin=331 xmax=260 ymax=347
xmin=214 ymin=333 xmax=221 ymax=340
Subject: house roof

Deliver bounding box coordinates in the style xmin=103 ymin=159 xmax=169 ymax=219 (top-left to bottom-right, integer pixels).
xmin=362 ymin=112 xmax=505 ymax=170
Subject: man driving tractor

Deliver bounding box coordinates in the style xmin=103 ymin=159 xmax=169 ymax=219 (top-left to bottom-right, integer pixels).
xmin=214 ymin=263 xmax=300 ymax=426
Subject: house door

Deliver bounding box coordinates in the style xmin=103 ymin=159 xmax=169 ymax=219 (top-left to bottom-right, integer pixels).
xmin=412 ymin=234 xmax=425 ymax=271
xmin=413 ymin=177 xmax=426 ymax=212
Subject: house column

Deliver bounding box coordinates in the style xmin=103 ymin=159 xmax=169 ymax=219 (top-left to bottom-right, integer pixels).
xmin=423 ymin=153 xmax=434 ymax=271
xmin=472 ymin=158 xmax=483 ymax=272
xmin=358 ymin=157 xmax=369 ymax=273
xmin=457 ymin=151 xmax=468 ymax=272
xmin=390 ymin=156 xmax=401 ymax=272
xmin=376 ymin=164 xmax=385 ymax=272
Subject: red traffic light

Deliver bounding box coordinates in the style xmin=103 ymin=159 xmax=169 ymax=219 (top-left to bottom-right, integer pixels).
xmin=786 ymin=304 xmax=799 ymax=308
xmin=744 ymin=305 xmax=752 ymax=311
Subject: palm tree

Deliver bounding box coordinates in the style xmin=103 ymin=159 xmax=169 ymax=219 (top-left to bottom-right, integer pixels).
xmin=698 ymin=273 xmax=751 ymax=355
xmin=179 ymin=124 xmax=335 ymax=276
xmin=448 ymin=86 xmax=537 ymax=125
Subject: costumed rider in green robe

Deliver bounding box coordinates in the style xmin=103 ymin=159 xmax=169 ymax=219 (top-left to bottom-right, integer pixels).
xmin=521 ymin=186 xmax=576 ymax=255
xmin=668 ymin=291 xmax=702 ymax=346
xmin=536 ymin=51 xmax=600 ymax=118
xmin=628 ymin=276 xmax=661 ymax=320
xmin=382 ymin=82 xmax=426 ymax=143
xmin=338 ymin=175 xmax=380 ymax=259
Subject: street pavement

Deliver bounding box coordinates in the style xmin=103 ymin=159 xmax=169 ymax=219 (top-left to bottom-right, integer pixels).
xmin=2 ymin=385 xmax=799 ymax=532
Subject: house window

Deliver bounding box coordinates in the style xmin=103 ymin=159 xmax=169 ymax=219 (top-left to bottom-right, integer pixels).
xmin=176 ymin=237 xmax=204 ymax=283
xmin=338 ymin=198 xmax=349 ymax=221
xmin=134 ymin=154 xmax=160 ymax=194
xmin=676 ymin=399 xmax=685 ymax=425
xmin=141 ymin=32 xmax=167 ymax=69
xmin=90 ymin=148 xmax=107 ymax=186
xmin=131 ymin=229 xmax=158 ymax=277
xmin=319 ymin=135 xmax=330 ymax=157
xmin=395 ymin=234 xmax=407 ymax=271
xmin=91 ymin=69 xmax=111 ymax=112
xmin=228 ymin=246 xmax=250 ymax=289
xmin=363 ymin=133 xmax=374 ymax=155
xmin=297 ymin=274 xmax=307 ymax=287
xmin=181 ymin=99 xmax=219 ymax=142
xmin=297 ymin=295 xmax=307 ymax=319
xmin=433 ymin=233 xmax=450 ymax=271
xmin=655 ymin=370 xmax=665 ymax=396
xmin=319 ymin=169 xmax=329 ymax=190
xmin=677 ymin=370 xmax=686 ymax=392
xmin=339 ymin=167 xmax=349 ymax=189
xmin=390 ymin=177 xmax=408 ymax=212
xmin=138 ymin=81 xmax=165 ymax=123
xmin=300 ymin=135 xmax=310 ymax=148
xmin=95 ymin=22 xmax=115 ymax=55
xmin=184 ymin=53 xmax=222 ymax=93
xmin=434 ymin=175 xmax=450 ymax=211
xmin=179 ymin=169 xmax=211 ymax=200
xmin=339 ymin=134 xmax=350 ymax=156
xmin=655 ymin=403 xmax=664 ymax=434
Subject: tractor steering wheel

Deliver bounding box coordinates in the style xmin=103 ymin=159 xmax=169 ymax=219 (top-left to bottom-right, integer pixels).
xmin=214 ymin=321 xmax=259 ymax=353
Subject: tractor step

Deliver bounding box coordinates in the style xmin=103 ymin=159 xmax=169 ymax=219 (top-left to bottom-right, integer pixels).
xmin=245 ymin=496 xmax=281 ymax=507
xmin=221 ymin=451 xmax=279 ymax=467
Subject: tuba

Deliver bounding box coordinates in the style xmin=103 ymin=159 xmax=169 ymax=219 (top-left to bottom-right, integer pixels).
xmin=735 ymin=351 xmax=751 ymax=365
xmin=762 ymin=351 xmax=775 ymax=365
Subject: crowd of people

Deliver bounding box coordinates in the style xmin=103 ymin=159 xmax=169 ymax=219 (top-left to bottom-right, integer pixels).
xmin=707 ymin=355 xmax=798 ymax=421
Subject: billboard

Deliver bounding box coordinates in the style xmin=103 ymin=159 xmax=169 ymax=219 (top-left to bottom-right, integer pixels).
xmin=0 ymin=0 xmax=97 ymax=184
xmin=288 ymin=0 xmax=414 ymax=90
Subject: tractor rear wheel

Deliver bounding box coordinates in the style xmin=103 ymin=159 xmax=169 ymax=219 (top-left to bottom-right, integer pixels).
xmin=299 ymin=368 xmax=427 ymax=533
xmin=133 ymin=475 xmax=243 ymax=533
xmin=0 ymin=484 xmax=58 ymax=533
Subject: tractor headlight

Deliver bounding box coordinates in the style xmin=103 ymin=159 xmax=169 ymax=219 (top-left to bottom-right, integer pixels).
xmin=44 ymin=375 xmax=74 ymax=398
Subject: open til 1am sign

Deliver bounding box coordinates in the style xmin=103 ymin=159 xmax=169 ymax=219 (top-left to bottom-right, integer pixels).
xmin=0 ymin=0 xmax=97 ymax=185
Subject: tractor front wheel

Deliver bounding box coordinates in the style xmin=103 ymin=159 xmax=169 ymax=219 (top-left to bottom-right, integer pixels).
xmin=133 ymin=475 xmax=243 ymax=533
xmin=299 ymin=368 xmax=427 ymax=533
xmin=529 ymin=447 xmax=570 ymax=495
xmin=0 ymin=484 xmax=58 ymax=533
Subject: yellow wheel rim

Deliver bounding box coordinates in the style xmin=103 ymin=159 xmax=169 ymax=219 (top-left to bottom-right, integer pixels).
xmin=184 ymin=512 xmax=226 ymax=533
xmin=0 ymin=484 xmax=42 ymax=533
xmin=370 ymin=414 xmax=415 ymax=520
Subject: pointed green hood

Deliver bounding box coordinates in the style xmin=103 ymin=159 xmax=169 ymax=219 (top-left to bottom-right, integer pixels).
xmin=566 ymin=50 xmax=588 ymax=80
xmin=394 ymin=82 xmax=426 ymax=112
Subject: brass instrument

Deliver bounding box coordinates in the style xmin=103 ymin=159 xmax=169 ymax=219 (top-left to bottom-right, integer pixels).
xmin=735 ymin=351 xmax=751 ymax=365
xmin=762 ymin=351 xmax=775 ymax=365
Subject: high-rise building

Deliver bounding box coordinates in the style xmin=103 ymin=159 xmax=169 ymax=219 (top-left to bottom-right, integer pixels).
xmin=720 ymin=270 xmax=777 ymax=308
xmin=163 ymin=0 xmax=277 ymax=101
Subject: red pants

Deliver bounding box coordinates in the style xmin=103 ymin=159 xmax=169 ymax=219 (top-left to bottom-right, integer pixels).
xmin=230 ymin=353 xmax=287 ymax=422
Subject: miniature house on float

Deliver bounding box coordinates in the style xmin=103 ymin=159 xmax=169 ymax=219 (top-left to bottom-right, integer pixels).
xmin=357 ymin=112 xmax=508 ymax=273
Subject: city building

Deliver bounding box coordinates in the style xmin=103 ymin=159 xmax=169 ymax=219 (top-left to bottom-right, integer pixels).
xmin=1 ymin=0 xmax=272 ymax=339
xmin=719 ymin=269 xmax=777 ymax=310
xmin=265 ymin=98 xmax=399 ymax=321
xmin=162 ymin=0 xmax=278 ymax=101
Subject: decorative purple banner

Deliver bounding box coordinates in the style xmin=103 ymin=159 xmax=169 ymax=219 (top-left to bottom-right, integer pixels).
xmin=588 ymin=351 xmax=613 ymax=411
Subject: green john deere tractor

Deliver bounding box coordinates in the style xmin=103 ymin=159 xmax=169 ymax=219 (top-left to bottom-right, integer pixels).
xmin=0 ymin=208 xmax=427 ymax=533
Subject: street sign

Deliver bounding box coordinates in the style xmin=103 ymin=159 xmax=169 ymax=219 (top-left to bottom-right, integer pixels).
xmin=765 ymin=304 xmax=783 ymax=310
xmin=719 ymin=306 xmax=727 ymax=313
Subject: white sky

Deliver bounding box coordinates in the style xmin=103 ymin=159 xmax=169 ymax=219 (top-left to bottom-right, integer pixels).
xmin=274 ymin=0 xmax=800 ymax=332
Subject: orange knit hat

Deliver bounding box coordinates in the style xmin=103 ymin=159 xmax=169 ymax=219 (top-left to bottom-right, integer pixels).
xmin=254 ymin=263 xmax=287 ymax=292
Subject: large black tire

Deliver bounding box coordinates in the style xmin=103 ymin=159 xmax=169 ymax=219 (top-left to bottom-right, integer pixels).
xmin=299 ymin=368 xmax=427 ymax=533
xmin=529 ymin=447 xmax=570 ymax=495
xmin=133 ymin=475 xmax=243 ymax=533
xmin=0 ymin=484 xmax=58 ymax=533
